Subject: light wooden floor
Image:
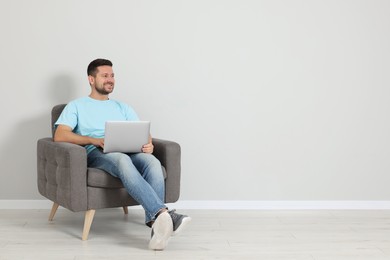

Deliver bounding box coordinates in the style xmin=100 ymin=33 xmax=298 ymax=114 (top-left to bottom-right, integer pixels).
xmin=1 ymin=208 xmax=390 ymax=259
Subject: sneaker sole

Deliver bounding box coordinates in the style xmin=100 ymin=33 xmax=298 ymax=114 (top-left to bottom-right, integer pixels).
xmin=172 ymin=216 xmax=192 ymax=236
xmin=149 ymin=212 xmax=173 ymax=250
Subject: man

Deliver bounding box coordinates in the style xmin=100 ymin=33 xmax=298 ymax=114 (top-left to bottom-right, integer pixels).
xmin=54 ymin=58 xmax=191 ymax=250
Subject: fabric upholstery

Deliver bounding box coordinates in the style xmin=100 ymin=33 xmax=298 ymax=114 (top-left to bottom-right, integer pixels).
xmin=37 ymin=104 xmax=181 ymax=212
xmin=37 ymin=138 xmax=88 ymax=211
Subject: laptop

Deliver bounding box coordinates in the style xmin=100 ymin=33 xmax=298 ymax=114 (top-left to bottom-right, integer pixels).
xmin=103 ymin=121 xmax=150 ymax=153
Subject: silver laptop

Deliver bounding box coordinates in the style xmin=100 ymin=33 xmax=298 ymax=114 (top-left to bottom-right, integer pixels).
xmin=103 ymin=121 xmax=150 ymax=153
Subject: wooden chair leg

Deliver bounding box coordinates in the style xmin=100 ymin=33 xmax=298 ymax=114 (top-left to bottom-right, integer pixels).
xmin=123 ymin=206 xmax=128 ymax=215
xmin=82 ymin=209 xmax=96 ymax=241
xmin=48 ymin=203 xmax=59 ymax=221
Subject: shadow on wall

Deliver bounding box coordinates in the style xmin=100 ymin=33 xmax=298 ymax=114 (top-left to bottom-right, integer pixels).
xmin=0 ymin=74 xmax=77 ymax=199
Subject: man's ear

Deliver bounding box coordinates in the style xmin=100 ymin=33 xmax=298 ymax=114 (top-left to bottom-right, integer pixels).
xmin=88 ymin=75 xmax=94 ymax=85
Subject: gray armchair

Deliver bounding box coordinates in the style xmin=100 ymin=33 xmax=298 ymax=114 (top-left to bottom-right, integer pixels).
xmin=37 ymin=104 xmax=181 ymax=240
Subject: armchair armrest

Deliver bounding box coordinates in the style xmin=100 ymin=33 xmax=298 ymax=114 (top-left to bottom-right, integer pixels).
xmin=37 ymin=138 xmax=88 ymax=212
xmin=152 ymin=138 xmax=181 ymax=203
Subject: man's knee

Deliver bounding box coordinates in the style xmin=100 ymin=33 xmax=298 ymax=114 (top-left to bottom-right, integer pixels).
xmin=107 ymin=152 xmax=133 ymax=168
xmin=137 ymin=153 xmax=161 ymax=166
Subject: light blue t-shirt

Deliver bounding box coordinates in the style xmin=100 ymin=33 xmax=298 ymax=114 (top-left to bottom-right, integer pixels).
xmin=55 ymin=96 xmax=139 ymax=153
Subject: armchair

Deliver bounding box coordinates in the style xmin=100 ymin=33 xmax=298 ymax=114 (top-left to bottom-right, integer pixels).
xmin=37 ymin=104 xmax=181 ymax=240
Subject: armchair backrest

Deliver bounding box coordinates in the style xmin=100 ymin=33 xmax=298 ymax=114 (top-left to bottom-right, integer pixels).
xmin=51 ymin=104 xmax=66 ymax=137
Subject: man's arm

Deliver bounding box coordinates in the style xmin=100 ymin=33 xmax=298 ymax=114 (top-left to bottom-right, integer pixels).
xmin=54 ymin=125 xmax=104 ymax=148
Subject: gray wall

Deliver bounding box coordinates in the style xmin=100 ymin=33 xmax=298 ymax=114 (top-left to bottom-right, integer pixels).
xmin=1 ymin=0 xmax=390 ymax=201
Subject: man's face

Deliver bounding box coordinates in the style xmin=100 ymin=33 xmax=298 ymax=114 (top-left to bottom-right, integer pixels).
xmin=90 ymin=65 xmax=115 ymax=95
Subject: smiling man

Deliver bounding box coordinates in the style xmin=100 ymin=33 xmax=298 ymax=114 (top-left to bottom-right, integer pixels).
xmin=54 ymin=58 xmax=191 ymax=250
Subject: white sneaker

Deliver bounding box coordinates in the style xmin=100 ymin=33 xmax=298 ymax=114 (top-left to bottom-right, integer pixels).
xmin=148 ymin=212 xmax=173 ymax=250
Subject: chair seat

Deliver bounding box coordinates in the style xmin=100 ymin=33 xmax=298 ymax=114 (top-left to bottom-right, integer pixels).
xmin=87 ymin=166 xmax=167 ymax=189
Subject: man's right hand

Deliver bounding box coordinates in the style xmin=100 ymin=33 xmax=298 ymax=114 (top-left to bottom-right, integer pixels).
xmin=90 ymin=138 xmax=104 ymax=149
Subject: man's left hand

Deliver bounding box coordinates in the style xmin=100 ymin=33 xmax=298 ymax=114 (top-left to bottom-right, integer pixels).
xmin=142 ymin=142 xmax=154 ymax=154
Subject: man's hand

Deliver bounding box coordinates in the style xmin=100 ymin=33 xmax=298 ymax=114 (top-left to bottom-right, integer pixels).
xmin=142 ymin=139 xmax=154 ymax=154
xmin=90 ymin=138 xmax=104 ymax=149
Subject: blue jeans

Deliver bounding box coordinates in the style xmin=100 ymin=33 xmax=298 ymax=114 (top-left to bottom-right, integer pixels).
xmin=87 ymin=148 xmax=166 ymax=224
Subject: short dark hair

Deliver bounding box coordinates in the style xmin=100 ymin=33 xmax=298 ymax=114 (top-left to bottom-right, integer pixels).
xmin=87 ymin=59 xmax=113 ymax=76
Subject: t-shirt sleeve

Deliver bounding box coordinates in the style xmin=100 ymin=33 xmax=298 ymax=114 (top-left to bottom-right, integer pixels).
xmin=124 ymin=104 xmax=140 ymax=121
xmin=54 ymin=102 xmax=78 ymax=130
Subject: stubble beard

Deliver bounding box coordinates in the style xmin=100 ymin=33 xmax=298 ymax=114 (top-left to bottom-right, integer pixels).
xmin=95 ymin=83 xmax=114 ymax=95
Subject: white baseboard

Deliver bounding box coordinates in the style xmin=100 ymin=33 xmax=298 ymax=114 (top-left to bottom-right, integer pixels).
xmin=168 ymin=200 xmax=390 ymax=210
xmin=1 ymin=200 xmax=390 ymax=210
